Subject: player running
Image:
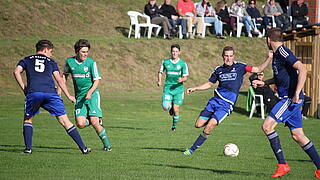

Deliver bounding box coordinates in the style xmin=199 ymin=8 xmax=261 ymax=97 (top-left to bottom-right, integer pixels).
xmin=158 ymin=44 xmax=189 ymax=131
xmin=61 ymin=39 xmax=111 ymax=151
xmin=13 ymin=40 xmax=90 ymax=154
xmin=252 ymin=28 xmax=320 ymax=178
xmin=182 ymin=46 xmax=272 ymax=155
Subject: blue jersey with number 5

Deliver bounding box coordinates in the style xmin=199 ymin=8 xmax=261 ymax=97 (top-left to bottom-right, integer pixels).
xmin=17 ymin=54 xmax=59 ymax=94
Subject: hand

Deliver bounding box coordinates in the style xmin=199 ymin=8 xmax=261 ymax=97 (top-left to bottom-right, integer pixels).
xmin=178 ymin=77 xmax=183 ymax=83
xmin=252 ymin=80 xmax=265 ymax=88
xmin=68 ymin=95 xmax=76 ymax=103
xmin=257 ymin=17 xmax=263 ymax=21
xmin=86 ymin=92 xmax=92 ymax=99
xmin=157 ymin=81 xmax=162 ymax=87
xmin=171 ymin=15 xmax=178 ymax=20
xmin=291 ymin=93 xmax=302 ymax=104
xmin=187 ymin=87 xmax=196 ymax=95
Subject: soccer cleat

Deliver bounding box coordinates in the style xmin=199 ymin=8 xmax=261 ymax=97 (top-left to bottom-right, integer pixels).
xmin=182 ymin=149 xmax=193 ymax=156
xmin=171 ymin=127 xmax=176 ymax=131
xmin=316 ymin=169 xmax=320 ymax=178
xmin=103 ymin=147 xmax=112 ymax=151
xmin=81 ymin=148 xmax=91 ymax=154
xmin=271 ymin=164 xmax=290 ymax=178
xmin=24 ymin=149 xmax=32 ymax=154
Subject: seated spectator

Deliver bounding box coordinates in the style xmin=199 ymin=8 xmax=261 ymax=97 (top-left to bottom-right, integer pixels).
xmin=144 ymin=0 xmax=176 ymax=40
xmin=263 ymin=0 xmax=289 ymax=31
xmin=216 ymin=0 xmax=235 ymax=36
xmin=250 ymin=73 xmax=279 ymax=111
xmin=251 ymin=73 xmax=312 ymax=118
xmin=246 ymin=0 xmax=268 ymax=36
xmin=229 ymin=0 xmax=261 ymax=37
xmin=196 ymin=0 xmax=226 ymax=39
xmin=291 ymin=0 xmax=309 ymax=29
xmin=276 ymin=0 xmax=289 ymax=15
xmin=177 ymin=0 xmax=204 ymax=39
xmin=160 ymin=0 xmax=188 ymax=39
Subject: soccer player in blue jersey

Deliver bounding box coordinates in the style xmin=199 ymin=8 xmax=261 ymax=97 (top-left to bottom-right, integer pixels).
xmin=13 ymin=40 xmax=90 ymax=154
xmin=182 ymin=46 xmax=273 ymax=155
xmin=252 ymin=28 xmax=320 ymax=178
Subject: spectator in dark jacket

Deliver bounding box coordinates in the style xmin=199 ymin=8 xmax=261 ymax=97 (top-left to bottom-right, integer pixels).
xmin=160 ymin=0 xmax=187 ymax=39
xmin=246 ymin=0 xmax=268 ymax=33
xmin=291 ymin=0 xmax=308 ymax=28
xmin=144 ymin=0 xmax=175 ymax=39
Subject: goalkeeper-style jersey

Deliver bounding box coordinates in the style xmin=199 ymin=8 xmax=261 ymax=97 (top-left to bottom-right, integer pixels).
xmin=159 ymin=58 xmax=189 ymax=86
xmin=64 ymin=57 xmax=101 ymax=97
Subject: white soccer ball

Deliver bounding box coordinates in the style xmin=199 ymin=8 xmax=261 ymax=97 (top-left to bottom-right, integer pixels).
xmin=223 ymin=143 xmax=239 ymax=157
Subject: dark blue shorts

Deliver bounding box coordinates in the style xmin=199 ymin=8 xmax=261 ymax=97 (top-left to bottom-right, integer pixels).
xmin=25 ymin=92 xmax=66 ymax=117
xmin=268 ymin=98 xmax=303 ymax=130
xmin=198 ymin=96 xmax=233 ymax=124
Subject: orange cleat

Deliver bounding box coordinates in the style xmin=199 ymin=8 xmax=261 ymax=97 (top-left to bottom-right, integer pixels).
xmin=272 ymin=164 xmax=290 ymax=178
xmin=316 ymin=169 xmax=320 ymax=178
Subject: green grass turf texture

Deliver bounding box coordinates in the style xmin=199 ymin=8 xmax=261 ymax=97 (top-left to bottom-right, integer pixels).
xmin=0 ymin=91 xmax=319 ymax=180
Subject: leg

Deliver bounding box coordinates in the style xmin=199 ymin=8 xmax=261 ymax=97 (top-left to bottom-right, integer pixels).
xmin=91 ymin=116 xmax=112 ymax=150
xmin=171 ymin=104 xmax=180 ymax=131
xmin=290 ymin=128 xmax=320 ymax=171
xmin=75 ymin=116 xmax=87 ymax=129
xmin=56 ymin=114 xmax=89 ymax=153
xmin=23 ymin=116 xmax=34 ymax=153
xmin=195 ymin=17 xmax=204 ymax=38
xmin=179 ymin=18 xmax=187 ymax=36
xmin=213 ymin=18 xmax=223 ymax=35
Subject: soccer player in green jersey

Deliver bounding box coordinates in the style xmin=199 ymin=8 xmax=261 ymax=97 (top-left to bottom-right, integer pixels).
xmin=157 ymin=44 xmax=189 ymax=131
xmin=62 ymin=39 xmax=111 ymax=151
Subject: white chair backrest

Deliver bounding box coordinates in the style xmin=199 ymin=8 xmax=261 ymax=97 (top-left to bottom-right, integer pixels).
xmin=127 ymin=11 xmax=142 ymax=25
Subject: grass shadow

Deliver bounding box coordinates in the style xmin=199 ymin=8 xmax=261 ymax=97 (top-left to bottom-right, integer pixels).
xmin=265 ymin=157 xmax=312 ymax=163
xmin=140 ymin=147 xmax=184 ymax=152
xmin=115 ymin=26 xmax=129 ymax=37
xmin=146 ymin=163 xmax=267 ymax=177
xmin=0 ymin=144 xmax=78 ymax=154
xmin=108 ymin=126 xmax=147 ymax=130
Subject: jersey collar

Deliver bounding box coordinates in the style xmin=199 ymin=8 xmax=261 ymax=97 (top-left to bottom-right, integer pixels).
xmin=170 ymin=58 xmax=180 ymax=64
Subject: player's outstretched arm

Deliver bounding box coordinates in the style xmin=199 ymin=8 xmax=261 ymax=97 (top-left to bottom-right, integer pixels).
xmin=13 ymin=66 xmax=26 ymax=95
xmin=251 ymin=50 xmax=273 ymax=73
xmin=56 ymin=73 xmax=69 ymax=95
xmin=53 ymin=71 xmax=75 ymax=103
xmin=292 ymin=61 xmax=307 ymax=104
xmin=187 ymin=82 xmax=214 ymax=95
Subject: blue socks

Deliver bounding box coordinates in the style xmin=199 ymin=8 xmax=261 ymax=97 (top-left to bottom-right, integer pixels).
xmin=302 ymin=141 xmax=320 ymax=169
xmin=190 ymin=131 xmax=210 ymax=152
xmin=267 ymin=131 xmax=286 ymax=164
xmin=23 ymin=122 xmax=33 ymax=150
xmin=67 ymin=126 xmax=87 ymax=150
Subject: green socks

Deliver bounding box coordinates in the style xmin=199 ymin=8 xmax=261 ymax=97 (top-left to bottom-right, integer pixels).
xmin=97 ymin=128 xmax=111 ymax=148
xmin=172 ymin=115 xmax=180 ymax=128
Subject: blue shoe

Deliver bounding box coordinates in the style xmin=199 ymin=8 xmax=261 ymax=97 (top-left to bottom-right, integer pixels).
xmin=82 ymin=148 xmax=91 ymax=154
xmin=182 ymin=149 xmax=193 ymax=155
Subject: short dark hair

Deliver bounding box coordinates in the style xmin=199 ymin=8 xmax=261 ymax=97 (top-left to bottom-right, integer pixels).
xmin=74 ymin=39 xmax=91 ymax=54
xmin=222 ymin=46 xmax=234 ymax=56
xmin=35 ymin=40 xmax=54 ymax=52
xmin=171 ymin=44 xmax=180 ymax=51
xmin=266 ymin=28 xmax=283 ymax=42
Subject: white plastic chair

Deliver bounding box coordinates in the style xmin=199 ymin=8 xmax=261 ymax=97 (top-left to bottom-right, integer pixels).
xmin=230 ymin=14 xmax=245 ymax=37
xmin=248 ymin=86 xmax=265 ymax=119
xmin=252 ymin=18 xmax=265 ymax=37
xmin=127 ymin=11 xmax=162 ymax=39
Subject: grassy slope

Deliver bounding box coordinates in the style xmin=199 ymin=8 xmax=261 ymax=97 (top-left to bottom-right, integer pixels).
xmin=0 ymin=0 xmax=271 ymax=94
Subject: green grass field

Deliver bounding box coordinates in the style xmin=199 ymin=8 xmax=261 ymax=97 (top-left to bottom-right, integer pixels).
xmin=0 ymin=91 xmax=319 ymax=180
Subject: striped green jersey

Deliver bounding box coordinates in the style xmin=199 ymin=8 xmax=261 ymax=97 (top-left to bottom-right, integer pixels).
xmin=159 ymin=58 xmax=189 ymax=85
xmin=64 ymin=57 xmax=101 ymax=97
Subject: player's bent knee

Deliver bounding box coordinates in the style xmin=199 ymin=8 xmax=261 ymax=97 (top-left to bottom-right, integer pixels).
xmin=76 ymin=121 xmax=86 ymax=129
xmin=162 ymin=101 xmax=171 ymax=111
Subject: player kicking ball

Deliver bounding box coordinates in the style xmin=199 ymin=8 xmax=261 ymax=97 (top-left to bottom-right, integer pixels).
xmin=13 ymin=40 xmax=90 ymax=154
xmin=61 ymin=39 xmax=111 ymax=151
xmin=252 ymin=28 xmax=320 ymax=178
xmin=182 ymin=46 xmax=272 ymax=155
xmin=158 ymin=44 xmax=189 ymax=131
